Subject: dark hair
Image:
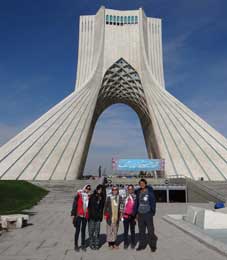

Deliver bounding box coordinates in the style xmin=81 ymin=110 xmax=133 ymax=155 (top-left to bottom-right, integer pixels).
xmin=128 ymin=184 xmax=134 ymax=189
xmin=112 ymin=185 xmax=119 ymax=191
xmin=139 ymin=178 xmax=147 ymax=185
xmin=96 ymin=184 xmax=103 ymax=191
xmin=85 ymin=185 xmax=91 ymax=190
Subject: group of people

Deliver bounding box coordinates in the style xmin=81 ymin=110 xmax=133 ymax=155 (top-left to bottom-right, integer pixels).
xmin=71 ymin=178 xmax=158 ymax=252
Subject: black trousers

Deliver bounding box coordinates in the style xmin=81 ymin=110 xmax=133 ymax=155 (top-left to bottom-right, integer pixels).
xmin=123 ymin=217 xmax=136 ymax=245
xmin=74 ymin=216 xmax=87 ymax=246
xmin=138 ymin=212 xmax=158 ymax=249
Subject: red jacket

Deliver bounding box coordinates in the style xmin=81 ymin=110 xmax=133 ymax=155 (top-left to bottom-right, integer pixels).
xmin=71 ymin=191 xmax=89 ymax=219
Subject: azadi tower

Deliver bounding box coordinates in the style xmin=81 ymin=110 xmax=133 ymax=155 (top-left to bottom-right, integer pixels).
xmin=0 ymin=7 xmax=227 ymax=181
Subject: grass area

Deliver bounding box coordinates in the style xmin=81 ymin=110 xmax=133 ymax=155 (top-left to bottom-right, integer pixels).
xmin=0 ymin=180 xmax=48 ymax=215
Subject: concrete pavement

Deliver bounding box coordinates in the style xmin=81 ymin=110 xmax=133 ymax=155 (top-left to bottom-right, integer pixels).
xmin=0 ymin=181 xmax=226 ymax=260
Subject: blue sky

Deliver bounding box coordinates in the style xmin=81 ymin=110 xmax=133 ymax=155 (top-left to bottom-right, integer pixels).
xmin=0 ymin=0 xmax=227 ymax=175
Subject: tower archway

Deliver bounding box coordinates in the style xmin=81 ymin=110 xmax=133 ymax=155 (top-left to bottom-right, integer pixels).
xmin=78 ymin=58 xmax=161 ymax=178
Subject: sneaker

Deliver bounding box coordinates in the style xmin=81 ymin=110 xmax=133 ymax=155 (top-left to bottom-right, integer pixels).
xmin=74 ymin=245 xmax=79 ymax=252
xmin=136 ymin=246 xmax=145 ymax=251
xmin=150 ymin=247 xmax=157 ymax=252
xmin=95 ymin=245 xmax=100 ymax=250
xmin=81 ymin=246 xmax=86 ymax=252
xmin=131 ymin=243 xmax=136 ymax=249
xmin=124 ymin=243 xmax=129 ymax=249
xmin=90 ymin=245 xmax=95 ymax=250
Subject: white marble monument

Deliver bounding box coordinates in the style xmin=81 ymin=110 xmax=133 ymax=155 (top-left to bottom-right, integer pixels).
xmin=0 ymin=7 xmax=227 ymax=180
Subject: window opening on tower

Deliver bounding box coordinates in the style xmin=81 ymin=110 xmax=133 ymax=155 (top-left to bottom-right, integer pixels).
xmin=106 ymin=15 xmax=138 ymax=26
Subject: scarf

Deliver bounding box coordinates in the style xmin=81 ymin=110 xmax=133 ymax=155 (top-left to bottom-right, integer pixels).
xmin=111 ymin=195 xmax=119 ymax=224
xmin=77 ymin=185 xmax=90 ymax=216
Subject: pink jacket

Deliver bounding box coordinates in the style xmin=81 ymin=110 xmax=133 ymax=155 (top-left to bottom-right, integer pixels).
xmin=123 ymin=195 xmax=135 ymax=218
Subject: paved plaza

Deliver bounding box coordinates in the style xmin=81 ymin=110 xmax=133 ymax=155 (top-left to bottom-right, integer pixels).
xmin=0 ymin=181 xmax=226 ymax=260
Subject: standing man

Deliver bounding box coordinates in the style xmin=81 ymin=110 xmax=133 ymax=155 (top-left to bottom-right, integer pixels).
xmin=71 ymin=184 xmax=91 ymax=252
xmin=98 ymin=165 xmax=102 ymax=178
xmin=134 ymin=179 xmax=158 ymax=252
xmin=122 ymin=184 xmax=137 ymax=249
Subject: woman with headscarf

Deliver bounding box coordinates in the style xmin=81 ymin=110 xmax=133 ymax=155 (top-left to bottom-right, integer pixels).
xmin=88 ymin=184 xmax=106 ymax=250
xmin=104 ymin=186 xmax=123 ymax=249
xmin=71 ymin=184 xmax=91 ymax=252
xmin=123 ymin=184 xmax=137 ymax=249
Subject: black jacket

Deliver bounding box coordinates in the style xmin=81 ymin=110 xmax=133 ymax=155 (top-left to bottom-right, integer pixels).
xmin=88 ymin=191 xmax=105 ymax=221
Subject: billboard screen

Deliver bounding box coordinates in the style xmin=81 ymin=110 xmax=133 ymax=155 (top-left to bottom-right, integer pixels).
xmin=113 ymin=159 xmax=165 ymax=172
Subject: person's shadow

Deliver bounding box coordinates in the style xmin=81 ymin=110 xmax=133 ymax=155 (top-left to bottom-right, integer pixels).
xmin=85 ymin=233 xmax=140 ymax=249
xmin=85 ymin=234 xmax=107 ymax=248
xmin=99 ymin=234 xmax=107 ymax=247
xmin=116 ymin=233 xmax=140 ymax=247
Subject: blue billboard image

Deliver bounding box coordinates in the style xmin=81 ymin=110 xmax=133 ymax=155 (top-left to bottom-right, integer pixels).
xmin=115 ymin=159 xmax=164 ymax=171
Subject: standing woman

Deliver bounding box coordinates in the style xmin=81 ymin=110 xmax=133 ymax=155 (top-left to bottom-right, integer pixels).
xmin=88 ymin=184 xmax=105 ymax=250
xmin=104 ymin=186 xmax=123 ymax=249
xmin=122 ymin=184 xmax=137 ymax=249
xmin=71 ymin=184 xmax=91 ymax=252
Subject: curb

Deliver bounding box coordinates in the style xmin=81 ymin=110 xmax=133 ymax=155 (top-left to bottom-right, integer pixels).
xmin=163 ymin=215 xmax=227 ymax=257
